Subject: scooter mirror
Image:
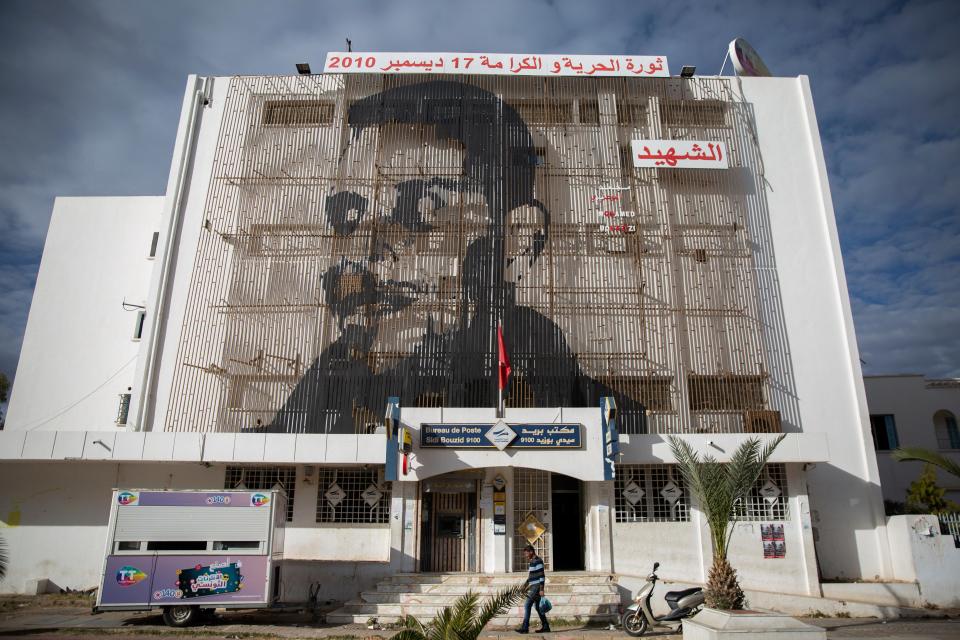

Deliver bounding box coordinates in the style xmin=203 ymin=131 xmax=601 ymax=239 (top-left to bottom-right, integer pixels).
xmin=653 ymin=562 xmax=660 ymax=571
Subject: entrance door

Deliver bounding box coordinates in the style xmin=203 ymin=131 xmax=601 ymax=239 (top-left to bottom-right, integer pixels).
xmin=421 ymin=491 xmax=478 ymax=571
xmin=551 ymin=474 xmax=584 ymax=570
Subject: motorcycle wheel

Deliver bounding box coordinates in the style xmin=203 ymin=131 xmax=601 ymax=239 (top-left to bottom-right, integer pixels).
xmin=620 ymin=609 xmax=649 ymax=637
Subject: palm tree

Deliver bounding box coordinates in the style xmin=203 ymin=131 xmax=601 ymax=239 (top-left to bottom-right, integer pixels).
xmin=892 ymin=448 xmax=960 ymax=480
xmin=668 ymin=435 xmax=785 ymax=610
xmin=390 ymin=583 xmax=527 ymax=640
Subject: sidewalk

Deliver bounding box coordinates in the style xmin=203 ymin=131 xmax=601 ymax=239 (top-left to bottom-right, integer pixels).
xmin=1 ymin=605 xmax=958 ymax=639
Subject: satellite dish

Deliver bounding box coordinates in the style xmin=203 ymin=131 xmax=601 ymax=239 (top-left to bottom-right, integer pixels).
xmin=729 ymin=37 xmax=772 ymax=77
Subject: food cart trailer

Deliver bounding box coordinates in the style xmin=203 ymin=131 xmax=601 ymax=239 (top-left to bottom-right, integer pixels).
xmin=94 ymin=489 xmax=285 ymax=626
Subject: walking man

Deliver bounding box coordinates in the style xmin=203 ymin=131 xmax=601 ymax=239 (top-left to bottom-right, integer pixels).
xmin=517 ymin=544 xmax=550 ymax=633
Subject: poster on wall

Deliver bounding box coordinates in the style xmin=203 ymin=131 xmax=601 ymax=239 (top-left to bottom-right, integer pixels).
xmin=761 ymin=523 xmax=786 ymax=559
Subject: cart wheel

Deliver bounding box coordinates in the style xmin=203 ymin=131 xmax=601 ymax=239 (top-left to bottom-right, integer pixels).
xmin=620 ymin=609 xmax=648 ymax=637
xmin=163 ymin=605 xmax=200 ymax=627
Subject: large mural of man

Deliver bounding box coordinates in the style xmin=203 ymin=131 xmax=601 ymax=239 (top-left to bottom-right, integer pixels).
xmin=267 ymin=80 xmax=642 ymax=434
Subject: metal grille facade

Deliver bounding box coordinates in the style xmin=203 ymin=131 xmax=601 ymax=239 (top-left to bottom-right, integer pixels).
xmin=734 ymin=463 xmax=789 ymax=521
xmin=614 ymin=464 xmax=689 ymax=522
xmin=316 ymin=467 xmax=391 ymax=524
xmin=224 ymin=465 xmax=296 ymax=521
xmin=513 ymin=468 xmax=551 ymax=571
xmin=164 ymin=74 xmax=798 ymax=436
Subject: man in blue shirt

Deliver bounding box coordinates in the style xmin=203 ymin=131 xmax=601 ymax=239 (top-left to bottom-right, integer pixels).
xmin=517 ymin=544 xmax=550 ymax=633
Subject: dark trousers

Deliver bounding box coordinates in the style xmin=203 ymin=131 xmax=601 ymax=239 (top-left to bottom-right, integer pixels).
xmin=521 ymin=584 xmax=548 ymax=631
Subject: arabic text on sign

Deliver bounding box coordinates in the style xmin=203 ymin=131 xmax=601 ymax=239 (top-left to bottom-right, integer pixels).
xmin=324 ymin=52 xmax=670 ymax=78
xmin=631 ymin=140 xmax=730 ymax=170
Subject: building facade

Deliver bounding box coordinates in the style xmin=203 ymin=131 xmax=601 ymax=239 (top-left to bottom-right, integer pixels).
xmin=864 ymin=375 xmax=960 ymax=506
xmin=0 ymin=67 xmax=902 ymax=605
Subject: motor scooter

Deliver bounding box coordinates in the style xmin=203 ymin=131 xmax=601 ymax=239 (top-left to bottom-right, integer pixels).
xmin=620 ymin=562 xmax=704 ymax=636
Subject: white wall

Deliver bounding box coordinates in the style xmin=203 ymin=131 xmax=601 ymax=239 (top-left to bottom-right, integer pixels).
xmin=736 ymin=76 xmax=889 ymax=580
xmin=0 ymin=462 xmax=396 ymax=600
xmin=864 ymin=376 xmax=960 ymax=504
xmin=131 ymin=76 xmax=227 ymax=433
xmin=612 ymin=465 xmax=818 ymax=597
xmin=5 ymin=196 xmax=163 ymax=431
xmin=885 ymin=514 xmax=960 ymax=607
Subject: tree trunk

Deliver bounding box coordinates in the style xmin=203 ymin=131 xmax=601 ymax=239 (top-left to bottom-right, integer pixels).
xmin=705 ymin=556 xmax=745 ymax=610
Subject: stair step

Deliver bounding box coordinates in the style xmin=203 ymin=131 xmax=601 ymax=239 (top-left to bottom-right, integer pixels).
xmin=359 ymin=592 xmax=620 ymax=605
xmin=376 ymin=583 xmax=616 ymax=594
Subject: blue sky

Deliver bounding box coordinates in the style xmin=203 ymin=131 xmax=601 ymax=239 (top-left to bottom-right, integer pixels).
xmin=0 ymin=0 xmax=957 ymax=386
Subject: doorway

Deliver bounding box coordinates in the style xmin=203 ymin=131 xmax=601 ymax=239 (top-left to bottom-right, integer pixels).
xmin=420 ymin=478 xmax=478 ymax=572
xmin=550 ymin=474 xmax=584 ymax=571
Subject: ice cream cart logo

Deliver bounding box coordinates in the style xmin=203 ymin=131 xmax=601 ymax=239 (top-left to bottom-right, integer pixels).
xmin=176 ymin=562 xmax=244 ymax=598
xmin=205 ymin=495 xmax=232 ymax=505
xmin=115 ymin=566 xmax=147 ymax=587
xmin=117 ymin=491 xmax=138 ymax=506
xmin=250 ymin=493 xmax=270 ymax=507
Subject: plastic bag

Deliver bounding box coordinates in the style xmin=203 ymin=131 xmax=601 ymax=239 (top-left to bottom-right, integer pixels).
xmin=538 ymin=596 xmax=553 ymax=614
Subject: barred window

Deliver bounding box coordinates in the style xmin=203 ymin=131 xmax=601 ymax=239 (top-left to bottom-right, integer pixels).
xmin=659 ymin=100 xmax=727 ymax=128
xmin=316 ymin=467 xmax=391 ymax=524
xmin=734 ymin=464 xmax=789 ymax=521
xmin=224 ymin=466 xmax=296 ymax=521
xmin=615 ymin=465 xmax=689 ymax=522
xmin=262 ymin=100 xmax=335 ymax=126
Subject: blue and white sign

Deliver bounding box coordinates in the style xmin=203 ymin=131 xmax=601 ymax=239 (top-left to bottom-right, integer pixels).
xmin=420 ymin=423 xmax=582 ymax=449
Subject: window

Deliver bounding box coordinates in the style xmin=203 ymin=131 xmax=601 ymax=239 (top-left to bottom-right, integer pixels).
xmin=262 ymin=100 xmax=335 ymax=126
xmin=133 ymin=310 xmax=146 ymax=340
xmin=148 ymin=231 xmax=159 ymax=258
xmin=316 ymin=467 xmax=391 ymax=524
xmin=616 ymin=100 xmax=647 ymax=127
xmin=146 ymin=540 xmax=206 ymax=551
xmin=733 ymin=464 xmax=789 ymax=521
xmin=614 ymin=465 xmax=689 ymax=522
xmin=934 ymin=411 xmax=960 ymax=450
xmin=116 ymin=392 xmax=131 ymax=426
xmin=659 ymin=100 xmax=727 ymax=128
xmin=688 ymin=375 xmax=765 ymax=411
xmin=870 ymin=414 xmax=900 ymax=451
xmin=509 ymin=99 xmax=573 ymax=125
xmin=224 ymin=466 xmax=296 ymax=521
xmin=578 ymin=99 xmax=600 ymax=124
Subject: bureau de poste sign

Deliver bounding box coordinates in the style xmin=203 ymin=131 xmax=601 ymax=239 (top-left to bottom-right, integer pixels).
xmin=324 ymin=52 xmax=669 ymax=78
xmin=420 ymin=421 xmax=582 ymax=449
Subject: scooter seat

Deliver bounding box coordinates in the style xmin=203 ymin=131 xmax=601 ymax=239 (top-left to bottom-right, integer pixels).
xmin=664 ymin=587 xmax=702 ymax=607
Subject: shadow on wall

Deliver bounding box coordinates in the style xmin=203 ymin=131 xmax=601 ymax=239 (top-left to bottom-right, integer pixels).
xmin=805 ymin=463 xmax=886 ymax=580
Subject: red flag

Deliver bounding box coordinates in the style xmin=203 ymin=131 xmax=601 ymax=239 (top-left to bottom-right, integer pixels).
xmin=497 ymin=324 xmax=512 ymax=391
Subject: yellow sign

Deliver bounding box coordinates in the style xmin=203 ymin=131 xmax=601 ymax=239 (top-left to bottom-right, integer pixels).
xmin=518 ymin=513 xmax=546 ymax=544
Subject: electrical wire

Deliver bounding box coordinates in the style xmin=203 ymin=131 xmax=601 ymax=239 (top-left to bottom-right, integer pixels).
xmin=20 ymin=355 xmax=138 ymax=431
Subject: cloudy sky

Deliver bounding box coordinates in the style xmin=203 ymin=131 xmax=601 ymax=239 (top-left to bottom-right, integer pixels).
xmin=0 ymin=0 xmax=958 ymax=390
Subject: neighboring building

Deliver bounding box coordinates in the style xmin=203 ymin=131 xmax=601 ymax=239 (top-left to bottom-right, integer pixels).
xmin=0 ymin=61 xmax=912 ymax=608
xmin=864 ymin=374 xmax=960 ymax=506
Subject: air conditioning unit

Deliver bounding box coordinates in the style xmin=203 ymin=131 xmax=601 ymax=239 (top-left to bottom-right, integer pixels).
xmin=743 ymin=410 xmax=781 ymax=434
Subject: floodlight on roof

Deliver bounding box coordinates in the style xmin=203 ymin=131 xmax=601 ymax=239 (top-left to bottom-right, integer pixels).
xmin=296 ymin=63 xmax=312 ymax=75
xmin=680 ymin=65 xmax=696 ymax=78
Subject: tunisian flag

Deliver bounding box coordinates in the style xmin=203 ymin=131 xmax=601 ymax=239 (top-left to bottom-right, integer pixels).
xmin=497 ymin=324 xmax=512 ymax=390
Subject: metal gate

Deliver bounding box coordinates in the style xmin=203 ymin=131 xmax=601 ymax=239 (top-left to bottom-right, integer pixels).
xmin=513 ymin=468 xmax=551 ymax=571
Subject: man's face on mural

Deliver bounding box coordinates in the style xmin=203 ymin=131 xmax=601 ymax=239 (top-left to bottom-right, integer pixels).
xmin=322 ymin=123 xmax=493 ymax=355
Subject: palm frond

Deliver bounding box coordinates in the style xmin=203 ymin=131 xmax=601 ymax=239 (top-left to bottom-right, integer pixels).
xmin=468 ymin=583 xmax=528 ymax=637
xmin=892 ymin=447 xmax=960 ymax=479
xmin=448 ymin=591 xmax=480 ymax=640
xmin=390 ymin=630 xmax=428 ymax=640
xmin=400 ymin=614 xmax=426 ymax=633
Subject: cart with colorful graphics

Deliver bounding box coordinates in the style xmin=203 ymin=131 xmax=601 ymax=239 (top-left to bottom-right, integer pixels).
xmin=94 ymin=489 xmax=285 ymax=627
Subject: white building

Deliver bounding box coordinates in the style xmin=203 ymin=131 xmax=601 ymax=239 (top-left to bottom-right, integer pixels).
xmin=864 ymin=375 xmax=960 ymax=506
xmin=2 ymin=60 xmax=956 ymax=614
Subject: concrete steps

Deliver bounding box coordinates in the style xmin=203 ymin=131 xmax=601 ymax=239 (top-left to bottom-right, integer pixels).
xmin=326 ymin=573 xmax=621 ymax=625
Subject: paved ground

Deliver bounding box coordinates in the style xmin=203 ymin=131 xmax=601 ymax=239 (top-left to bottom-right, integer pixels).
xmin=0 ymin=603 xmax=957 ymax=639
